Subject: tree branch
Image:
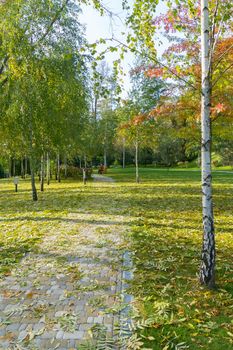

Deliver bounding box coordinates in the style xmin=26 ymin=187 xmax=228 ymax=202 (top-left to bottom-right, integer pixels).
xmin=213 ymin=43 xmax=233 ymax=70
xmin=34 ymin=0 xmax=70 ymax=46
xmin=0 ymin=0 xmax=70 ymax=87
xmin=208 ymin=0 xmax=220 ymax=73
xmin=106 ymin=37 xmax=198 ymax=92
xmin=0 ymin=55 xmax=9 ymax=75
xmin=212 ymin=62 xmax=233 ymax=88
xmin=0 ymin=76 xmax=8 ymax=87
xmin=210 ymin=0 xmax=219 ymax=48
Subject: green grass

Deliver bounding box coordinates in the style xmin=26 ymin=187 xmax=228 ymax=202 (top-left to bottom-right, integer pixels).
xmin=108 ymin=167 xmax=233 ymax=349
xmin=0 ymin=169 xmax=233 ymax=349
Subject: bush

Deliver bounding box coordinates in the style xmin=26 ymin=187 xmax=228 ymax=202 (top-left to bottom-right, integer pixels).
xmin=0 ymin=163 xmax=5 ymax=178
xmin=113 ymin=160 xmax=121 ymax=167
xmin=212 ymin=153 xmax=223 ymax=167
xmin=60 ymin=165 xmax=92 ymax=179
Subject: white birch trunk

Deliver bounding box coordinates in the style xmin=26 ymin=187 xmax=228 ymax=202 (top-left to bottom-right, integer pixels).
xmin=104 ymin=149 xmax=107 ymax=168
xmin=40 ymin=154 xmax=44 ymax=192
xmin=84 ymin=154 xmax=87 ymax=169
xmin=200 ymin=0 xmax=215 ymax=288
xmin=83 ymin=168 xmax=87 ymax=185
xmin=29 ymin=126 xmax=37 ymax=201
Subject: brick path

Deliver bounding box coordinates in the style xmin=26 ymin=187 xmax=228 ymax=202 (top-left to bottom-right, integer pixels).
xmin=0 ymin=177 xmax=132 ymax=349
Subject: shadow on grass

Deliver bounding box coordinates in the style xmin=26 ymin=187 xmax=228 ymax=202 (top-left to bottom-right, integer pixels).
xmin=128 ymin=222 xmax=233 ymax=350
xmin=0 ymin=236 xmax=42 ymax=275
xmin=0 ymin=216 xmax=133 ymax=226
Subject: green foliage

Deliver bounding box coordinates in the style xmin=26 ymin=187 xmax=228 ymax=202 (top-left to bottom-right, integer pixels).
xmin=60 ymin=165 xmax=92 ymax=179
xmin=0 ymin=0 xmax=90 ymax=178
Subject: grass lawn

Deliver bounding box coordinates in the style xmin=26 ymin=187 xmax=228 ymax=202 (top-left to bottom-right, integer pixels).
xmin=108 ymin=167 xmax=233 ymax=349
xmin=0 ymin=168 xmax=233 ymax=349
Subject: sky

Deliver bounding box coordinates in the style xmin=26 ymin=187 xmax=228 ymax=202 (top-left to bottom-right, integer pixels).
xmin=80 ymin=0 xmax=168 ymax=96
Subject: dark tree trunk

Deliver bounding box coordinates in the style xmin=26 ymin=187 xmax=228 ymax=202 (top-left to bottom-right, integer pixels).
xmin=13 ymin=159 xmax=16 ymax=177
xmin=47 ymin=152 xmax=50 ymax=185
xmin=57 ymin=153 xmax=61 ymax=183
xmin=122 ymin=138 xmax=126 ymax=169
xmin=64 ymin=155 xmax=67 ymax=179
xmin=21 ymin=158 xmax=24 ymax=178
xmin=9 ymin=158 xmax=12 ymax=178
xmin=25 ymin=157 xmax=28 ymax=178
xmin=30 ymin=157 xmax=38 ymax=201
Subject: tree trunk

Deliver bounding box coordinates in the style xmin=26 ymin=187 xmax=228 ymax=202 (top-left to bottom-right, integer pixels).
xmin=9 ymin=158 xmax=12 ymax=178
xmin=25 ymin=157 xmax=27 ymax=178
xmin=29 ymin=152 xmax=38 ymax=201
xmin=94 ymin=96 xmax=98 ymax=121
xmin=21 ymin=158 xmax=24 ymax=178
xmin=84 ymin=154 xmax=87 ymax=168
xmin=64 ymin=155 xmax=67 ymax=179
xmin=83 ymin=168 xmax=87 ymax=185
xmin=30 ymin=158 xmax=38 ymax=201
xmin=200 ymin=0 xmax=215 ymax=288
xmin=79 ymin=157 xmax=82 ymax=169
xmin=29 ymin=118 xmax=38 ymax=201
xmin=104 ymin=149 xmax=107 ymax=168
xmin=57 ymin=153 xmax=61 ymax=183
xmin=46 ymin=152 xmax=50 ymax=185
xmin=13 ymin=159 xmax=16 ymax=177
xmin=135 ymin=133 xmax=139 ymax=183
xmin=122 ymin=138 xmax=126 ymax=169
xmin=40 ymin=154 xmax=44 ymax=192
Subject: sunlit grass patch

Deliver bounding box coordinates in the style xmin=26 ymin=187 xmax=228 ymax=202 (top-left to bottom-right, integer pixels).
xmin=0 ymin=169 xmax=232 ymax=349
xmin=107 ymin=167 xmax=233 ymax=350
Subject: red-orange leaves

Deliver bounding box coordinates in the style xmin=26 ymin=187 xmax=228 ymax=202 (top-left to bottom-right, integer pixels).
xmin=211 ymin=103 xmax=226 ymax=115
xmin=145 ymin=67 xmax=164 ymax=78
xmin=133 ymin=114 xmax=148 ymax=125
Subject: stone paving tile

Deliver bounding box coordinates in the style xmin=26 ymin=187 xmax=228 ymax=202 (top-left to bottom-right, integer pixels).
xmin=0 ymin=206 xmax=132 ymax=349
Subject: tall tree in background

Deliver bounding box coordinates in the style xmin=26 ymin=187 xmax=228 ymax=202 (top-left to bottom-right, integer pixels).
xmin=0 ymin=0 xmax=89 ymax=200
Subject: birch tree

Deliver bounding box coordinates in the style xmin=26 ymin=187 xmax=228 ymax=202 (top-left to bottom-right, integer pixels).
xmin=123 ymin=0 xmax=233 ymax=287
xmin=0 ymin=0 xmax=89 ymax=200
xmin=200 ymin=0 xmax=215 ymax=287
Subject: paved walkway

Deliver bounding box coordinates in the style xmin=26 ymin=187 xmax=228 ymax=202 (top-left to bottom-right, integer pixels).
xmin=0 ymin=177 xmax=132 ymax=349
xmin=92 ymin=174 xmax=115 ymax=182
